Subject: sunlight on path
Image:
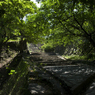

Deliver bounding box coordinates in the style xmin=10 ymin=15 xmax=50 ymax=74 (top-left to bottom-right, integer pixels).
xmin=43 ymin=65 xmax=95 ymax=90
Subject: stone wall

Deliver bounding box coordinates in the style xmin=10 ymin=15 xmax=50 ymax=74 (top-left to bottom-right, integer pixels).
xmin=54 ymin=44 xmax=78 ymax=55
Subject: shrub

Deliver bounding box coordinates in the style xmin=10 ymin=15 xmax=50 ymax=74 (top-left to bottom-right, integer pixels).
xmin=44 ymin=46 xmax=54 ymax=52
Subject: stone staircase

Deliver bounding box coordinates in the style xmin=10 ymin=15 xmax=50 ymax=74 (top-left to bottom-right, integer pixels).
xmin=28 ymin=52 xmax=95 ymax=95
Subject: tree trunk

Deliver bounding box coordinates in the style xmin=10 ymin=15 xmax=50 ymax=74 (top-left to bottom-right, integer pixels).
xmin=89 ymin=37 xmax=95 ymax=48
xmin=19 ymin=39 xmax=27 ymax=53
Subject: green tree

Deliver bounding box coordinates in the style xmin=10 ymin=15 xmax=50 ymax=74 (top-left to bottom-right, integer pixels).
xmin=25 ymin=10 xmax=52 ymax=44
xmin=35 ymin=0 xmax=95 ymax=56
xmin=0 ymin=0 xmax=37 ymax=53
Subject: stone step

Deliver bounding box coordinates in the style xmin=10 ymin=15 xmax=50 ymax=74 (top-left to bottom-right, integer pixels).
xmin=43 ymin=65 xmax=95 ymax=92
xmin=28 ymin=51 xmax=95 ymax=95
xmin=28 ymin=83 xmax=53 ymax=95
xmin=28 ymin=67 xmax=70 ymax=95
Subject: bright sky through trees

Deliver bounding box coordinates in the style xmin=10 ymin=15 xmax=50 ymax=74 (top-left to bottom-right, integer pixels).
xmin=23 ymin=0 xmax=41 ymax=21
xmin=31 ymin=0 xmax=41 ymax=8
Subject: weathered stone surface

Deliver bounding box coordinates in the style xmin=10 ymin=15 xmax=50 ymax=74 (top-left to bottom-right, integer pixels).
xmin=84 ymin=81 xmax=95 ymax=95
xmin=28 ymin=51 xmax=95 ymax=95
xmin=43 ymin=65 xmax=95 ymax=90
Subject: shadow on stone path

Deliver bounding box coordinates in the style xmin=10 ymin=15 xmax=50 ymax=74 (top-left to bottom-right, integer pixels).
xmin=28 ymin=52 xmax=95 ymax=95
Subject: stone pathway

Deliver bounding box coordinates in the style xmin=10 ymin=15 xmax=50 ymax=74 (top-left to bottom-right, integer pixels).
xmin=85 ymin=81 xmax=95 ymax=95
xmin=43 ymin=65 xmax=95 ymax=88
xmin=28 ymin=51 xmax=95 ymax=95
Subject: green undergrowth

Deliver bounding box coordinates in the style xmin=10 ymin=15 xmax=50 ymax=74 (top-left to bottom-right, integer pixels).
xmin=62 ymin=55 xmax=86 ymax=60
xmin=8 ymin=38 xmax=20 ymax=42
xmin=62 ymin=54 xmax=95 ymax=61
xmin=41 ymin=44 xmax=54 ymax=52
xmin=0 ymin=58 xmax=30 ymax=95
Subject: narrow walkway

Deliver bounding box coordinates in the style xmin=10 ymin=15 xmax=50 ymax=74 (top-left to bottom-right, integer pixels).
xmin=28 ymin=52 xmax=95 ymax=95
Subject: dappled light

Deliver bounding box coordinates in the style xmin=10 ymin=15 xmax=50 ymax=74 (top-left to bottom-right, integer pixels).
xmin=43 ymin=65 xmax=95 ymax=88
xmin=0 ymin=0 xmax=95 ymax=95
xmin=28 ymin=47 xmax=95 ymax=95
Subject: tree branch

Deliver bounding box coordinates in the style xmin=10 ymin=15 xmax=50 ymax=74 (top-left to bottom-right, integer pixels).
xmin=74 ymin=16 xmax=95 ymax=47
xmin=74 ymin=17 xmax=90 ymax=37
xmin=69 ymin=24 xmax=81 ymax=30
xmin=58 ymin=20 xmax=84 ymax=37
xmin=61 ymin=16 xmax=73 ymax=22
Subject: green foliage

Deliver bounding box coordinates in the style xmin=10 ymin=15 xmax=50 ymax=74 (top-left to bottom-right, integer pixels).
xmin=8 ymin=70 xmax=17 ymax=75
xmin=1 ymin=0 xmax=94 ymax=57
xmin=0 ymin=58 xmax=29 ymax=95
xmin=63 ymin=53 xmax=95 ymax=61
xmin=25 ymin=10 xmax=52 ymax=44
xmin=44 ymin=46 xmax=54 ymax=52
xmin=0 ymin=0 xmax=38 ymax=52
xmin=63 ymin=55 xmax=86 ymax=60
xmin=34 ymin=0 xmax=95 ymax=57
xmin=86 ymin=53 xmax=95 ymax=61
xmin=41 ymin=42 xmax=55 ymax=52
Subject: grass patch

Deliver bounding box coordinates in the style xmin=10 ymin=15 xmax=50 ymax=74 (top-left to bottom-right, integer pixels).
xmin=8 ymin=39 xmax=20 ymax=42
xmin=63 ymin=54 xmax=95 ymax=61
xmin=62 ymin=55 xmax=87 ymax=60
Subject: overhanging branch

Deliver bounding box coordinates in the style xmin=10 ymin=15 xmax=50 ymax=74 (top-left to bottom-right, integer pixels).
xmin=74 ymin=16 xmax=95 ymax=47
xmin=74 ymin=17 xmax=90 ymax=37
xmin=58 ymin=20 xmax=84 ymax=37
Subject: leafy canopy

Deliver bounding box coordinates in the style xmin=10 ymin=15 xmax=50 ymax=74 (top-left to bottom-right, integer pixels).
xmin=33 ymin=0 xmax=95 ymax=55
xmin=0 ymin=0 xmax=37 ymax=45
